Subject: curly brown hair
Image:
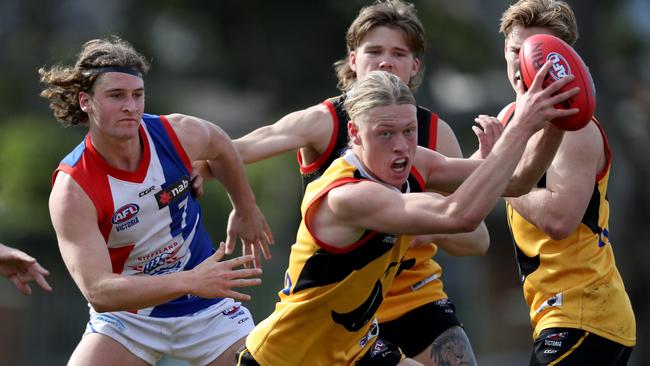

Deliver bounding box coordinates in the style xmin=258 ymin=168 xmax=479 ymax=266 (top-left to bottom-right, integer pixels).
xmin=333 ymin=0 xmax=425 ymax=92
xmin=39 ymin=36 xmax=150 ymax=127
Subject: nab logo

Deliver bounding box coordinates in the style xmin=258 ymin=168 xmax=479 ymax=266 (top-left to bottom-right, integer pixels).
xmin=547 ymin=52 xmax=572 ymax=81
xmin=155 ymin=176 xmax=190 ymax=209
xmin=111 ymin=204 xmax=140 ymax=225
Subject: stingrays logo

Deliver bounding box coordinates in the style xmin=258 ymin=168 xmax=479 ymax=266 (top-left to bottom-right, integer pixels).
xmin=130 ymin=244 xmax=184 ymax=275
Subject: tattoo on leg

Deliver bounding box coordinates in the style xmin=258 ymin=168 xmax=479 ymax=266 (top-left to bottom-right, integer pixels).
xmin=429 ymin=326 xmax=478 ymax=366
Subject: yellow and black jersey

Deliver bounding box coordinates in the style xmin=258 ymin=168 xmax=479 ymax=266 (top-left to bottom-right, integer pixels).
xmin=505 ymin=115 xmax=635 ymax=346
xmin=375 ymin=244 xmax=445 ymax=322
xmin=246 ymin=152 xmax=419 ymax=365
xmin=374 ymin=171 xmax=447 ymax=322
xmin=298 ymin=94 xmax=448 ymax=323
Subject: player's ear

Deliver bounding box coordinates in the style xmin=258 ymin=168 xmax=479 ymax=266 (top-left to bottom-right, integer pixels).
xmin=349 ymin=51 xmax=357 ymax=72
xmin=348 ymin=121 xmax=361 ymax=145
xmin=410 ymin=56 xmax=421 ymax=78
xmin=79 ymin=92 xmax=91 ymax=113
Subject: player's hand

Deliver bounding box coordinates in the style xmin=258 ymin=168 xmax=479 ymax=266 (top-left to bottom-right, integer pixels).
xmin=514 ymin=60 xmax=580 ymax=133
xmin=224 ymin=205 xmax=274 ymax=268
xmin=189 ymin=242 xmax=262 ymax=301
xmin=472 ymin=115 xmax=505 ymax=159
xmin=0 ymin=244 xmax=52 ymax=295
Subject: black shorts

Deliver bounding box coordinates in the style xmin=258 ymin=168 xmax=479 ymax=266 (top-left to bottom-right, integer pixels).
xmin=234 ymin=338 xmax=405 ymax=366
xmin=378 ymin=298 xmax=462 ymax=357
xmin=530 ymin=328 xmax=634 ymax=366
xmin=356 ymin=337 xmax=405 ymax=366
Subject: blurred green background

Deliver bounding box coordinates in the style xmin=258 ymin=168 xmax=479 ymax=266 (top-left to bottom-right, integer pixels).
xmin=0 ymin=0 xmax=648 ymax=365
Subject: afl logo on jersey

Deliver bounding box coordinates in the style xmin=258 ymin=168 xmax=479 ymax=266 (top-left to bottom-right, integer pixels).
xmin=112 ymin=204 xmax=140 ymax=224
xmin=112 ymin=204 xmax=141 ymax=232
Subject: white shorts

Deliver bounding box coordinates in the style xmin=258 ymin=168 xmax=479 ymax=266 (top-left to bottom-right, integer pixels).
xmin=83 ymin=298 xmax=254 ymax=365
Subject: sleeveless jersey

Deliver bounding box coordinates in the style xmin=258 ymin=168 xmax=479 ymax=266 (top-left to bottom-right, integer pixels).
xmin=53 ymin=114 xmax=221 ymax=318
xmin=246 ymin=151 xmax=420 ymax=365
xmin=296 ymin=95 xmax=448 ymax=323
xmin=502 ymin=108 xmax=635 ymax=346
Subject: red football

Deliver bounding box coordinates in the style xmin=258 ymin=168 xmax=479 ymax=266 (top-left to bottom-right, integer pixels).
xmin=519 ymin=34 xmax=596 ymax=130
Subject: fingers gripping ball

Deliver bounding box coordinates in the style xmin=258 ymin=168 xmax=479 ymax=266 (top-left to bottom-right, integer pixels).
xmin=519 ymin=34 xmax=596 ymax=130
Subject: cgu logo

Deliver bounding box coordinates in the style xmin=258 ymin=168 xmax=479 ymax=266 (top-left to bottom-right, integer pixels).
xmin=111 ymin=204 xmax=140 ymax=224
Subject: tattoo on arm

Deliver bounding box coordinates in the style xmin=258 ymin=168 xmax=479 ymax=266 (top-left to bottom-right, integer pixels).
xmin=429 ymin=326 xmax=478 ymax=366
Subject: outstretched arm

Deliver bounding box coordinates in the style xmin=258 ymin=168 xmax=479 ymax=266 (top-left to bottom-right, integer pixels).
xmin=194 ymin=103 xmax=334 ymax=184
xmin=315 ymin=61 xmax=580 ymax=246
xmin=167 ymin=113 xmax=274 ymax=267
xmin=50 ymin=173 xmax=262 ymax=312
xmin=327 ymin=125 xmax=535 ymax=240
xmin=0 ymin=243 xmax=51 ymax=295
xmin=234 ymin=104 xmax=334 ymax=164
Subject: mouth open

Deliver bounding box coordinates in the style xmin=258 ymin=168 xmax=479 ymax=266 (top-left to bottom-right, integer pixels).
xmin=392 ymin=158 xmax=408 ymax=172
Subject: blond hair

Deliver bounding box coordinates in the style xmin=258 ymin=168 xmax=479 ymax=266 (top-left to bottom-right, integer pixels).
xmin=500 ymin=0 xmax=578 ymax=45
xmin=344 ymin=70 xmax=415 ymax=124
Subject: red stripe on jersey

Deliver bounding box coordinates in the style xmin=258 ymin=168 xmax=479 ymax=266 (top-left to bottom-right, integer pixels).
xmin=82 ymin=128 xmax=151 ymax=183
xmin=410 ymin=166 xmax=426 ymax=191
xmin=298 ymin=101 xmax=340 ymax=174
xmin=160 ymin=115 xmax=192 ymax=172
xmin=303 ymin=177 xmax=379 ymax=254
xmin=428 ymin=113 xmax=439 ymax=150
xmin=592 ymin=117 xmax=611 ymax=182
xmin=53 ymin=135 xmax=116 ymax=241
xmin=109 ymin=244 xmax=135 ymax=274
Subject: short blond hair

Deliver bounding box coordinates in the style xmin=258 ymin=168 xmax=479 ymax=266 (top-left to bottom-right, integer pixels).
xmin=500 ymin=0 xmax=578 ymax=46
xmin=344 ymin=70 xmax=415 ymax=124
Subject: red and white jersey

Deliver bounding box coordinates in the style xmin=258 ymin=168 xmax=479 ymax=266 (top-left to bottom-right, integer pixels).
xmin=53 ymin=113 xmax=221 ymax=317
